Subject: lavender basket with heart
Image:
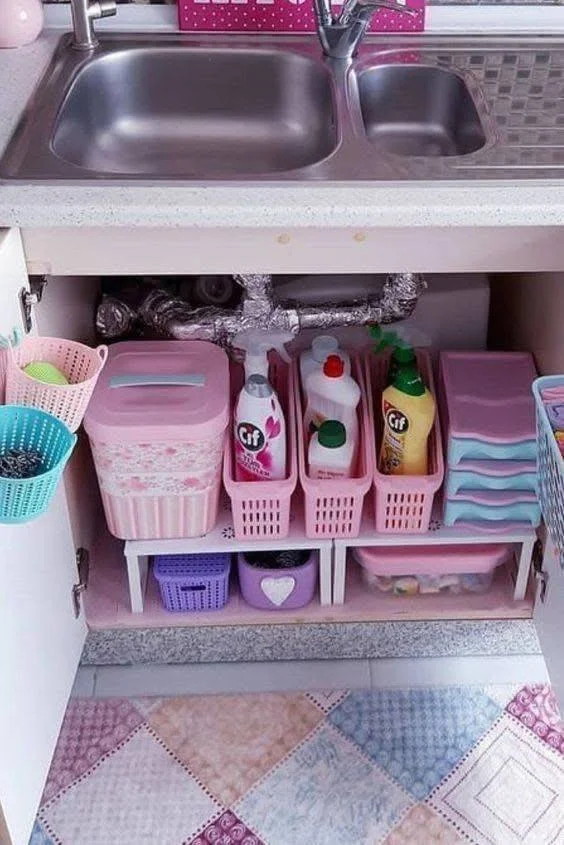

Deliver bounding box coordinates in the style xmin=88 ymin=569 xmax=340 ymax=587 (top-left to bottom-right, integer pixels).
xmin=237 ymin=549 xmax=317 ymax=610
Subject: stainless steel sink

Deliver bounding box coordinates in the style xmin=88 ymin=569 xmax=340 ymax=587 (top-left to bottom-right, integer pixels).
xmin=50 ymin=46 xmax=337 ymax=177
xmin=0 ymin=33 xmax=510 ymax=183
xmin=356 ymin=64 xmax=487 ymax=157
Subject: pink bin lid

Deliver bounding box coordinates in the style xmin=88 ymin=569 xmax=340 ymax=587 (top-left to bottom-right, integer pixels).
xmin=354 ymin=543 xmax=511 ymax=575
xmin=84 ymin=340 xmax=229 ymax=443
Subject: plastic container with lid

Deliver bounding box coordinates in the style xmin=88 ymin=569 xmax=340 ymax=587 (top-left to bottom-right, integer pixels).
xmin=308 ymin=419 xmax=355 ymax=479
xmin=84 ymin=340 xmax=229 ymax=540
xmin=353 ymin=543 xmax=512 ymax=596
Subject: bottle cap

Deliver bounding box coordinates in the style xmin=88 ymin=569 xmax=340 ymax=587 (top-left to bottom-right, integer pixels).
xmin=323 ymin=355 xmax=344 ymax=378
xmin=312 ymin=335 xmax=339 ymax=364
xmin=392 ymin=345 xmax=416 ymax=366
xmin=392 ymin=366 xmax=426 ymax=397
xmin=318 ymin=420 xmax=346 ymax=449
xmin=245 ymin=374 xmax=273 ymax=398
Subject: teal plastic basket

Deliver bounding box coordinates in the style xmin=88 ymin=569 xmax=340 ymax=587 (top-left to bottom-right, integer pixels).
xmin=0 ymin=405 xmax=77 ymax=524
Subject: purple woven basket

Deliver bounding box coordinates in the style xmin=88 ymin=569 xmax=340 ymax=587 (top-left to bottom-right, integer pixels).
xmin=153 ymin=553 xmax=231 ymax=612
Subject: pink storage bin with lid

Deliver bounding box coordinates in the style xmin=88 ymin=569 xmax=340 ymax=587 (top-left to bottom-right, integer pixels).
xmin=84 ymin=341 xmax=229 ymax=540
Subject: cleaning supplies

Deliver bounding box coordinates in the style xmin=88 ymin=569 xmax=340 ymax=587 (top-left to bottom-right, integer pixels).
xmin=380 ymin=366 xmax=436 ymax=476
xmin=303 ymin=355 xmax=360 ymax=453
xmin=299 ymin=335 xmax=351 ymax=387
xmin=232 ymin=330 xmax=292 ymax=483
xmin=234 ymin=330 xmax=293 ymax=381
xmin=387 ymin=344 xmax=416 ymax=385
xmin=308 ymin=420 xmax=355 ymax=479
xmin=234 ymin=374 xmax=286 ymax=481
xmin=369 ymin=325 xmax=418 ymax=385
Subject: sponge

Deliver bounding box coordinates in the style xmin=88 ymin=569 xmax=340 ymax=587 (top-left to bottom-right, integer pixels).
xmin=23 ymin=361 xmax=69 ymax=385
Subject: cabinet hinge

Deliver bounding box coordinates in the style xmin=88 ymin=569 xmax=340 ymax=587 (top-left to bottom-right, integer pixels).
xmin=72 ymin=547 xmax=90 ymax=619
xmin=19 ymin=276 xmax=47 ymax=334
xmin=532 ymin=539 xmax=549 ymax=603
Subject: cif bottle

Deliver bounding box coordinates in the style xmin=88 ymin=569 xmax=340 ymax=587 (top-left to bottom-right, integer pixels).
xmin=379 ymin=366 xmax=435 ymax=476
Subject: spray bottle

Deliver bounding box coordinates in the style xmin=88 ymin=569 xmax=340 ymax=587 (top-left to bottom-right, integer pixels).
xmin=233 ymin=331 xmax=293 ymax=482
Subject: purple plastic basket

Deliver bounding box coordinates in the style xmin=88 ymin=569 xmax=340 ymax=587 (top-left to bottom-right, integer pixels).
xmin=153 ymin=553 xmax=231 ymax=612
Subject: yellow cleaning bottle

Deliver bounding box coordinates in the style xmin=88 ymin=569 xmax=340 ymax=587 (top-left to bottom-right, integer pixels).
xmin=379 ymin=366 xmax=435 ymax=476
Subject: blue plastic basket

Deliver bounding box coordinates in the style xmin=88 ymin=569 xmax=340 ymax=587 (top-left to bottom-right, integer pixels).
xmin=533 ymin=375 xmax=564 ymax=568
xmin=0 ymin=405 xmax=77 ymax=524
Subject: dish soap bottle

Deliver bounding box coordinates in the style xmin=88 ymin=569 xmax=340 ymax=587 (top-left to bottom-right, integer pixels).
xmin=299 ymin=335 xmax=351 ymax=388
xmin=233 ymin=331 xmax=292 ymax=482
xmin=379 ymin=366 xmax=435 ymax=476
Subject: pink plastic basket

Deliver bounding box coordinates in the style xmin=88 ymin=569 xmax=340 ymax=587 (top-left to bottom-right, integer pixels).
xmin=365 ymin=349 xmax=444 ymax=533
xmin=223 ymin=354 xmax=298 ymax=540
xmin=6 ymin=337 xmax=108 ymax=433
xmin=296 ymin=355 xmax=372 ymax=539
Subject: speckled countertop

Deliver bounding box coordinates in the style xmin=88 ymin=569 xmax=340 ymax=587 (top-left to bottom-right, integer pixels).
xmin=3 ymin=28 xmax=564 ymax=229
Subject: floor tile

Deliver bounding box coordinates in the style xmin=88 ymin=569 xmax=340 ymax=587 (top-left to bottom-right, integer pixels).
xmin=70 ymin=667 xmax=96 ymax=698
xmin=93 ymin=660 xmax=371 ymax=698
xmin=329 ymin=687 xmax=501 ymax=800
xmin=482 ymin=683 xmax=522 ymax=708
xmin=506 ymin=683 xmax=564 ymax=754
xmin=41 ymin=698 xmax=144 ymax=803
xmin=189 ymin=810 xmax=264 ymax=845
xmin=39 ymin=726 xmax=220 ymax=845
xmin=383 ymin=804 xmax=463 ymax=845
xmin=430 ymin=714 xmax=564 ymax=845
xmin=236 ymin=723 xmax=413 ymax=845
xmin=147 ymin=692 xmax=323 ymax=805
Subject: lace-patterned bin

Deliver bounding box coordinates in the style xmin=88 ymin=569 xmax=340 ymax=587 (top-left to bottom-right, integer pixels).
xmin=84 ymin=341 xmax=229 ymax=540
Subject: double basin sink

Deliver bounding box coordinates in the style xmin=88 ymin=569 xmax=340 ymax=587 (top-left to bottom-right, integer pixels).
xmin=0 ymin=33 xmax=496 ymax=182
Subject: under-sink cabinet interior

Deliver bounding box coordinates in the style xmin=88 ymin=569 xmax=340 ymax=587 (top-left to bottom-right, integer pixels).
xmin=12 ymin=268 xmax=563 ymax=630
xmin=2 ymin=226 xmax=564 ymax=845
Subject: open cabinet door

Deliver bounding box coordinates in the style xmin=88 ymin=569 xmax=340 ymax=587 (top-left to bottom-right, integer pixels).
xmin=534 ymin=531 xmax=564 ymax=708
xmin=0 ymin=229 xmax=87 ymax=845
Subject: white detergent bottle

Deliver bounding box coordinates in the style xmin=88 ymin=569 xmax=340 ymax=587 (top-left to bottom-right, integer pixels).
xmin=303 ymin=354 xmax=361 ymax=451
xmin=299 ymin=335 xmax=351 ymax=388
xmin=233 ymin=331 xmax=292 ymax=482
xmin=234 ymin=375 xmax=286 ymax=481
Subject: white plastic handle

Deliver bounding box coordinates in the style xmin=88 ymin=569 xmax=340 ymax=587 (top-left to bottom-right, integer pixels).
xmin=97 ymin=345 xmax=109 ymax=365
xmin=109 ymin=374 xmax=206 ymax=389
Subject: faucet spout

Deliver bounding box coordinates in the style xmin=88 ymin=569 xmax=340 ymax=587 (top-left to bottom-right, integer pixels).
xmin=70 ymin=0 xmax=116 ymax=50
xmin=314 ymin=0 xmax=418 ymax=60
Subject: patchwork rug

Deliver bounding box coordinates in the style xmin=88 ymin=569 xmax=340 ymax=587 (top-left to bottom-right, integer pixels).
xmin=32 ymin=684 xmax=564 ymax=845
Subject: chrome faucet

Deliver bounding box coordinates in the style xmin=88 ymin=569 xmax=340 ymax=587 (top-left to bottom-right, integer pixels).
xmin=70 ymin=0 xmax=116 ymax=49
xmin=314 ymin=0 xmax=418 ymax=59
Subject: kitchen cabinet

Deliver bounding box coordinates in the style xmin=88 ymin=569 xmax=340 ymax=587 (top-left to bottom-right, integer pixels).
xmin=0 ymin=225 xmax=563 ymax=845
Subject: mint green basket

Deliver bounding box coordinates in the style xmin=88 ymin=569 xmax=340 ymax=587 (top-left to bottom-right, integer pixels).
xmin=0 ymin=405 xmax=76 ymax=524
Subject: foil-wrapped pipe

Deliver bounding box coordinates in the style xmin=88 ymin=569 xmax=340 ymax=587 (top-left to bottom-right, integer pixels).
xmin=296 ymin=273 xmax=426 ymax=330
xmin=96 ymin=295 xmax=138 ymax=339
xmin=97 ymin=272 xmax=427 ymax=349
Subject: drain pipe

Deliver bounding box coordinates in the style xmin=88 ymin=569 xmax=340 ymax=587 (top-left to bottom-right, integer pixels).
xmin=97 ymin=273 xmax=427 ymax=345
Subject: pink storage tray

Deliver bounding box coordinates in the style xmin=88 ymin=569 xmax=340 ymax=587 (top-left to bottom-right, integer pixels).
xmin=365 ymin=349 xmax=444 ymax=533
xmin=295 ymin=354 xmax=372 ymax=539
xmin=223 ymin=354 xmax=298 ymax=540
xmin=439 ymin=351 xmax=537 ymax=444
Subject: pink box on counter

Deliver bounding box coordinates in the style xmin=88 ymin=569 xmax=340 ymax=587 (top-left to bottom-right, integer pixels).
xmin=84 ymin=341 xmax=229 ymax=540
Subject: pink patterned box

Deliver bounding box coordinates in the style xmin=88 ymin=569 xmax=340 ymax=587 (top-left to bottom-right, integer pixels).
xmin=178 ymin=0 xmax=424 ymax=34
xmin=84 ymin=340 xmax=229 ymax=540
